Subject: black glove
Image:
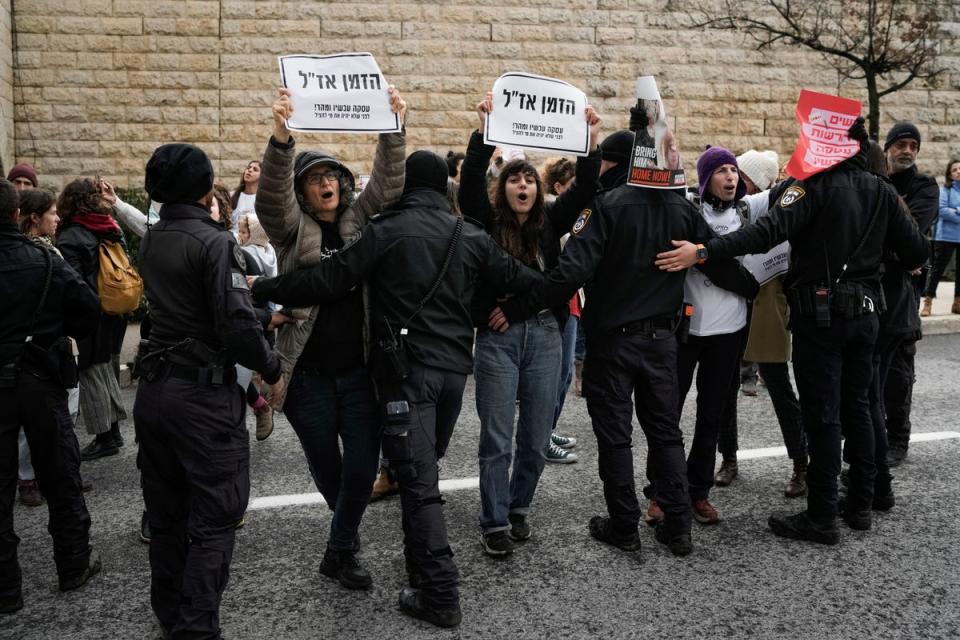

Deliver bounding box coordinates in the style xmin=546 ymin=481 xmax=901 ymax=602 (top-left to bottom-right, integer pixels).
xmin=847 ymin=116 xmax=868 ymax=144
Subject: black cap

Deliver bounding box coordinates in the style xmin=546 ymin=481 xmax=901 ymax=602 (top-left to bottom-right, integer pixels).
xmin=403 ymin=150 xmax=448 ymax=195
xmin=884 ymin=122 xmax=921 ymax=152
xmin=294 ymin=150 xmax=355 ymax=192
xmin=599 ymin=130 xmax=634 ymax=165
xmin=144 ymin=143 xmax=214 ymax=204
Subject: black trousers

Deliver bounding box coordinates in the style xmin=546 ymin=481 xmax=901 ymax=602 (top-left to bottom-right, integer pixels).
xmin=791 ymin=313 xmax=878 ymax=523
xmin=922 ymin=241 xmax=960 ymax=298
xmin=584 ymin=332 xmax=691 ymax=535
xmin=757 ymin=362 xmax=806 ymax=461
xmin=0 ymin=374 xmax=92 ymax=602
xmin=134 ymin=375 xmax=248 ymax=639
xmin=677 ymin=330 xmax=744 ymax=500
xmin=884 ymin=338 xmax=917 ymax=453
xmin=377 ymin=363 xmax=464 ymax=610
xmin=718 ymin=331 xmax=750 ymax=457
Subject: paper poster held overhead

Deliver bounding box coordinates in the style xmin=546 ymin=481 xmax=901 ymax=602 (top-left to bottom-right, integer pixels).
xmin=626 ymin=76 xmax=686 ymax=190
xmin=785 ymin=90 xmax=861 ymax=180
xmin=483 ymin=73 xmax=590 ymax=156
xmin=278 ymin=53 xmax=400 ymax=134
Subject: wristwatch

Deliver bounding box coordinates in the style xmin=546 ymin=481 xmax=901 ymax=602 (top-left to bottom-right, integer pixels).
xmin=695 ymin=244 xmax=708 ymax=265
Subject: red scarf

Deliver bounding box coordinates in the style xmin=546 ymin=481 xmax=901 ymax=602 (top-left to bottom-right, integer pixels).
xmin=70 ymin=212 xmax=121 ymax=235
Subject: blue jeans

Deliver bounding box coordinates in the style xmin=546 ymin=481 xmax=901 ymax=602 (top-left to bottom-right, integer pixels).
xmin=476 ymin=311 xmax=561 ymax=533
xmin=553 ymin=313 xmax=578 ymax=428
xmin=284 ymin=366 xmax=380 ymax=551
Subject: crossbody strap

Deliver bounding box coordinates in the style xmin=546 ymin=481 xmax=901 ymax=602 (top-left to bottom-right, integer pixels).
xmin=835 ymin=175 xmax=885 ymax=286
xmin=26 ymin=245 xmax=54 ymax=343
xmin=398 ymin=215 xmax=464 ymax=333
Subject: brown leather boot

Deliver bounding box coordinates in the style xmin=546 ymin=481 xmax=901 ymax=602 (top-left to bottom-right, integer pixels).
xmin=784 ymin=458 xmax=808 ymax=498
xmin=920 ymin=297 xmax=933 ymax=317
xmin=369 ymin=466 xmax=399 ymax=502
xmin=952 ymin=297 xmax=960 ymax=315
xmin=714 ymin=455 xmax=738 ymax=487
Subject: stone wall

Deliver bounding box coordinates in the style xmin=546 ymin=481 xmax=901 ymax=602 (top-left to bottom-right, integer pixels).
xmin=8 ymin=0 xmax=960 ymax=190
xmin=0 ymin=0 xmax=13 ymax=175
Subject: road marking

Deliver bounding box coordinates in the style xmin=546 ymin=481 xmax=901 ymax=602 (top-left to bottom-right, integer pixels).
xmin=246 ymin=431 xmax=960 ymax=512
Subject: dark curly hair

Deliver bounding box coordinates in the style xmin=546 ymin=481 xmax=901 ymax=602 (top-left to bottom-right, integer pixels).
xmin=212 ymin=183 xmax=233 ymax=231
xmin=18 ymin=187 xmax=57 ymax=235
xmin=945 ymin=159 xmax=960 ymax=188
xmin=541 ymin=157 xmax=575 ymax=196
xmin=56 ymin=178 xmax=111 ymax=229
xmin=491 ymin=159 xmax=545 ymax=266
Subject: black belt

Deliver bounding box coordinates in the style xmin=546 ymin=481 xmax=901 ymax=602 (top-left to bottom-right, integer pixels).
xmin=619 ymin=315 xmax=676 ymax=336
xmin=163 ymin=362 xmax=236 ymax=386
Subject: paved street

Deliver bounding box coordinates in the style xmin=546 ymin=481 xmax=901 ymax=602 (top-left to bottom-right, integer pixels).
xmin=3 ymin=333 xmax=960 ymax=640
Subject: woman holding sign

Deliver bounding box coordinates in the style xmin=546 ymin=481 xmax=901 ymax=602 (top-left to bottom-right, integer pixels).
xmin=254 ymin=85 xmax=407 ymax=590
xmin=459 ymin=91 xmax=601 ymax=557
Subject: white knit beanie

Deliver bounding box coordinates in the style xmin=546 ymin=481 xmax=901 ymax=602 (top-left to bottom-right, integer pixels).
xmin=736 ymin=150 xmax=780 ymax=191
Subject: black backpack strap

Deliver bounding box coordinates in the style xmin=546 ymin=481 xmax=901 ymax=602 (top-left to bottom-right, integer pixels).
xmin=26 ymin=245 xmax=54 ymax=344
xmin=399 ymin=215 xmax=464 ymax=332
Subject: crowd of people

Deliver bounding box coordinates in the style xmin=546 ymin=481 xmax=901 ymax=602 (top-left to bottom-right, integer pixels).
xmin=0 ymin=82 xmax=956 ymax=639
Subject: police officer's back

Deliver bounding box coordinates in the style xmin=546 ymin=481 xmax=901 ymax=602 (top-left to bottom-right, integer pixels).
xmin=251 ymin=150 xmax=540 ymax=628
xmin=0 ymin=178 xmax=102 ymax=613
xmin=134 ymin=144 xmax=282 ymax=638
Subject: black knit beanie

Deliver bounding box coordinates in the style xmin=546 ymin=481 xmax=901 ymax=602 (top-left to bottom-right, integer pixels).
xmin=145 ymin=144 xmax=214 ymax=204
xmin=884 ymin=122 xmax=921 ymax=152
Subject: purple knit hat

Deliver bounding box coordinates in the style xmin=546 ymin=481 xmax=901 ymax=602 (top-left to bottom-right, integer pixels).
xmin=697 ymin=145 xmax=746 ymax=202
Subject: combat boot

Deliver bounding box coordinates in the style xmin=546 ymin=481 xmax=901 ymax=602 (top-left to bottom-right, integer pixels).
xmin=920 ymin=297 xmax=932 ymax=317
xmin=714 ymin=455 xmax=738 ymax=487
xmin=319 ymin=548 xmax=372 ymax=590
xmin=398 ymin=588 xmax=462 ymax=628
xmin=768 ymin=511 xmax=839 ymax=545
xmin=784 ymin=458 xmax=808 ymax=498
xmin=369 ymin=466 xmax=399 ymax=502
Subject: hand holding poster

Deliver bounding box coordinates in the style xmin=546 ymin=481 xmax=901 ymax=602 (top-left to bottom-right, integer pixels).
xmin=785 ymin=90 xmax=861 ymax=180
xmin=742 ymin=241 xmax=790 ymax=285
xmin=483 ymin=73 xmax=590 ymax=156
xmin=278 ymin=53 xmax=400 ymax=134
xmin=627 ymin=76 xmax=686 ymax=189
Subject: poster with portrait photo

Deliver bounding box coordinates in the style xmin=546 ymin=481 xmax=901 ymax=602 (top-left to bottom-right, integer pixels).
xmin=626 ymin=76 xmax=686 ymax=189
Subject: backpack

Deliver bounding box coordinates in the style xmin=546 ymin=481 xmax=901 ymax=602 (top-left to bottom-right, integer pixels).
xmin=97 ymin=240 xmax=143 ymax=315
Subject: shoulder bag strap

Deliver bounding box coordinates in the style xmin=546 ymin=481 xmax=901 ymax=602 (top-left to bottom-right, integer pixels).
xmin=398 ymin=215 xmax=464 ymax=333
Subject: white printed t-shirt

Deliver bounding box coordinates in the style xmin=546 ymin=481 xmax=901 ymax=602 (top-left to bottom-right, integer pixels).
xmin=684 ymin=192 xmax=768 ymax=337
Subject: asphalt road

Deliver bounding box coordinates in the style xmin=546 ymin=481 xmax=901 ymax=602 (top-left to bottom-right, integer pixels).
xmin=4 ymin=334 xmax=960 ymax=640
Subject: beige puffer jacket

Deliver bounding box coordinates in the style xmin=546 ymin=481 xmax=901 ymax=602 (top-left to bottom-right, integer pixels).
xmin=255 ymin=132 xmax=406 ymax=408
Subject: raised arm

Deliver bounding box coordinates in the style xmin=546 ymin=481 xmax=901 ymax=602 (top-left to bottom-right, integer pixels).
xmin=545 ymin=106 xmax=602 ymax=232
xmin=255 ymin=88 xmax=301 ymax=250
xmin=458 ymin=93 xmax=497 ymax=229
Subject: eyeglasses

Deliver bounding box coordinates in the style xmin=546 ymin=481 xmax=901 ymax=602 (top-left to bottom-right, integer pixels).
xmin=305 ymin=170 xmax=342 ymax=185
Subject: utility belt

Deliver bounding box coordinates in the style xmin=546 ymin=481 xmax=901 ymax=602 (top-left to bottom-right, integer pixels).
xmin=619 ymin=306 xmax=692 ymax=342
xmin=134 ymin=338 xmax=233 ymax=386
xmin=787 ymin=282 xmax=885 ymax=328
xmin=0 ymin=337 xmax=77 ymax=390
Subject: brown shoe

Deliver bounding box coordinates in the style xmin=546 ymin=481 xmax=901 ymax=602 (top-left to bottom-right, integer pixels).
xmin=254 ymin=403 xmax=274 ymax=441
xmin=370 ymin=467 xmax=399 ymax=502
xmin=692 ymin=499 xmax=721 ymax=525
xmin=784 ymin=458 xmax=808 ymax=498
xmin=17 ymin=479 xmax=44 ymax=507
xmin=920 ymin=297 xmax=933 ymax=317
xmin=574 ymin=361 xmax=584 ymax=397
xmin=644 ymin=499 xmax=664 ymax=526
xmin=714 ymin=455 xmax=738 ymax=487
xmin=953 ymin=297 xmax=960 ymax=315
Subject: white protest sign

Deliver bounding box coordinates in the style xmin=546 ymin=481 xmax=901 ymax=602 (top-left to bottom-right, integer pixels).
xmin=278 ymin=53 xmax=400 ymax=134
xmin=484 ymin=73 xmax=589 ymax=156
xmin=742 ymin=241 xmax=790 ymax=285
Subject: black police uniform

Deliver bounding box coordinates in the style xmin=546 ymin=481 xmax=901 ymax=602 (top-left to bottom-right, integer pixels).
xmin=0 ymin=217 xmax=101 ymax=610
xmin=135 ymin=200 xmax=281 ymax=637
xmin=498 ymin=183 xmax=754 ymax=548
xmin=700 ymin=153 xmax=928 ymax=537
xmin=882 ymin=165 xmax=939 ymax=461
xmin=252 ymin=185 xmax=540 ymax=623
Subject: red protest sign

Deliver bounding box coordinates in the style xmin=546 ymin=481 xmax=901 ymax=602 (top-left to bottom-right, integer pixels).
xmin=785 ymin=90 xmax=862 ymax=180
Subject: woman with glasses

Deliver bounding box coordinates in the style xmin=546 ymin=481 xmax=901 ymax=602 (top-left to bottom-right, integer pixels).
xmin=253 ymin=86 xmax=407 ymax=590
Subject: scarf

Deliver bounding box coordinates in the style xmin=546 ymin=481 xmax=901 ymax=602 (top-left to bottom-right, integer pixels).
xmin=70 ymin=212 xmax=121 ymax=235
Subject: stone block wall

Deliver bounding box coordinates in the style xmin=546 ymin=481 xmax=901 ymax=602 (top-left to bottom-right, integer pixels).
xmin=0 ymin=0 xmax=13 ymax=175
xmin=7 ymin=0 xmax=960 ymax=190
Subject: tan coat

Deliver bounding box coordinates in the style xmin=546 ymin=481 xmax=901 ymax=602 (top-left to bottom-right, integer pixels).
xmin=744 ymin=277 xmax=791 ymax=363
xmin=255 ymin=132 xmax=406 ymax=407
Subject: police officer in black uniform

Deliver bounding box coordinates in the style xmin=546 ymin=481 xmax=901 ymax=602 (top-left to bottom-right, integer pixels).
xmin=135 ymin=144 xmax=283 ymax=639
xmin=657 ymin=118 xmax=928 ymax=544
xmin=251 ymin=151 xmax=540 ymax=628
xmin=0 ymin=178 xmax=102 ymax=614
xmin=487 ymin=141 xmax=758 ymax=558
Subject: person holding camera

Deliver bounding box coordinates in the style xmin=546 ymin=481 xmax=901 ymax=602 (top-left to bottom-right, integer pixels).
xmin=0 ymin=178 xmax=103 ymax=614
xmin=252 ymin=150 xmax=541 ymax=628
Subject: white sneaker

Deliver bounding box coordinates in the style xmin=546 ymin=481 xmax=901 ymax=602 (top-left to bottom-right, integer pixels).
xmin=546 ymin=442 xmax=578 ymax=464
xmin=551 ymin=433 xmax=577 ymax=449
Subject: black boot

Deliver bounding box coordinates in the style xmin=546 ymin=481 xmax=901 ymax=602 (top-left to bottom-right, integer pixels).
xmin=319 ymin=548 xmax=372 ymax=590
xmin=80 ymin=433 xmax=119 ymax=461
xmin=768 ymin=511 xmax=839 ymax=545
xmin=59 ymin=549 xmax=102 ymax=591
xmin=398 ymin=588 xmax=462 ymax=628
xmin=110 ymin=421 xmax=124 ymax=448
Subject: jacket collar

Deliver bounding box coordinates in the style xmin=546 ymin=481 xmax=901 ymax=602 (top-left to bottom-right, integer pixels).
xmin=889 ymin=164 xmax=917 ymax=196
xmin=396 ymin=188 xmax=451 ymax=213
xmin=0 ymin=216 xmax=25 ymax=242
xmin=159 ymin=201 xmax=217 ymax=222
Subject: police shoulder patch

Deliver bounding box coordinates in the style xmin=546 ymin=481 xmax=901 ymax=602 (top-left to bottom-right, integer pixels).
xmin=572 ymin=209 xmax=592 ymax=235
xmin=232 ymin=245 xmax=247 ymax=271
xmin=231 ymin=271 xmax=249 ymax=290
xmin=779 ymin=186 xmax=806 ymax=207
